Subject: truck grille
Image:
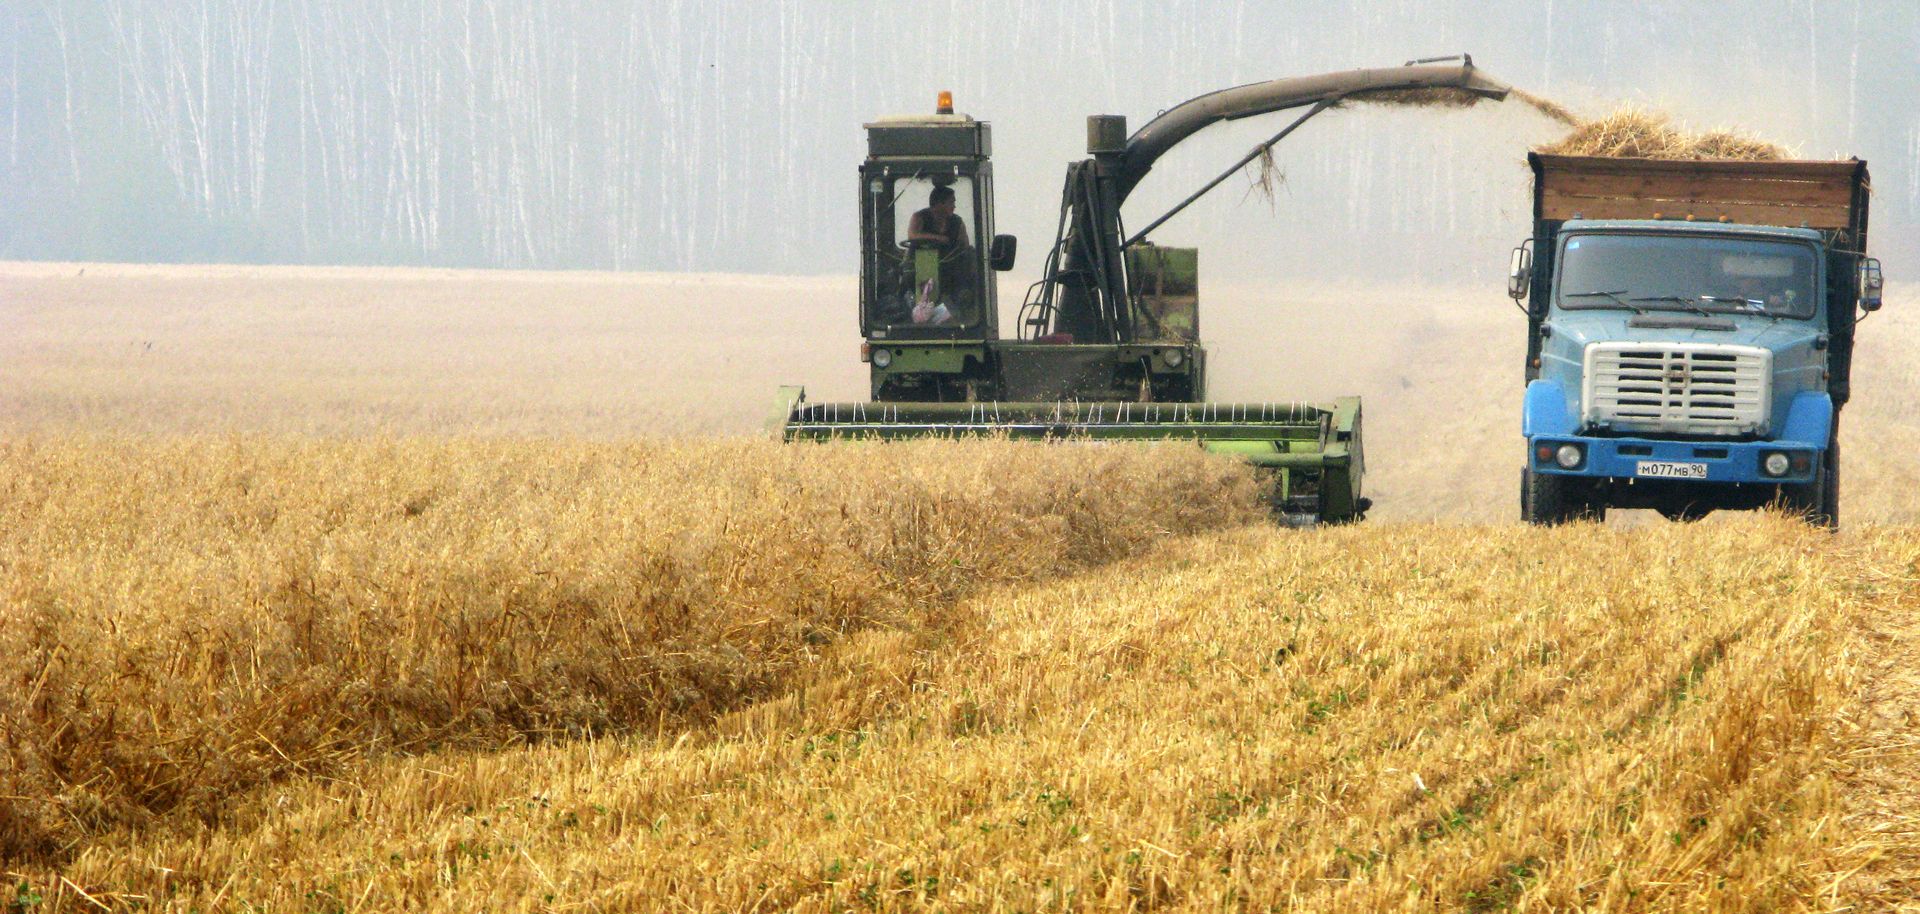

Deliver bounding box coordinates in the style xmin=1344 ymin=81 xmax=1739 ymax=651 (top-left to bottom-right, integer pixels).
xmin=1582 ymin=343 xmax=1771 ymax=436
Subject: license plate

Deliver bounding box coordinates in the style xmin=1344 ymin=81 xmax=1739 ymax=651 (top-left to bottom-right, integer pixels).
xmin=1635 ymin=461 xmax=1708 ymax=479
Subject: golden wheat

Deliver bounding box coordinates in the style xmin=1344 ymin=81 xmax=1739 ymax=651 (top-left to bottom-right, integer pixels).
xmin=3 ymin=267 xmax=1916 ymax=910
xmin=14 ymin=516 xmax=1915 ymax=911
xmin=0 ymin=436 xmax=1262 ymax=863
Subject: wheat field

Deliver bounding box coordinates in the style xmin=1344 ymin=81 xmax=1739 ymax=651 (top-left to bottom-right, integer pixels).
xmin=2 ymin=263 xmax=1918 ymax=912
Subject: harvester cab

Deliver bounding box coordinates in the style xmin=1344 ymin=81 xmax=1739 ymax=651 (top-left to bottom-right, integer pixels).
xmin=786 ymin=58 xmax=1515 ymax=523
xmin=859 ymin=96 xmax=1015 ymax=400
xmin=857 ymin=93 xmax=1206 ymax=404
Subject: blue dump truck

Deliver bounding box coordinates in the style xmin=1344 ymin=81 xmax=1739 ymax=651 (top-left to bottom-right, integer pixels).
xmin=1510 ymin=153 xmax=1882 ymax=527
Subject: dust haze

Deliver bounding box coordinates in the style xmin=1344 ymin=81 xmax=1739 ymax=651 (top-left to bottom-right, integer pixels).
xmin=6 ymin=262 xmax=1916 ymax=524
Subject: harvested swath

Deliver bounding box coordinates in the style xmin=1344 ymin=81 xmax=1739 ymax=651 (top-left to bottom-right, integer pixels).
xmin=0 ymin=435 xmax=1263 ymax=862
xmin=1537 ymin=107 xmax=1786 ymax=160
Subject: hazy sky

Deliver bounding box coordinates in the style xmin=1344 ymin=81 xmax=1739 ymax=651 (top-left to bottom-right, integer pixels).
xmin=3 ymin=0 xmax=1914 ymax=281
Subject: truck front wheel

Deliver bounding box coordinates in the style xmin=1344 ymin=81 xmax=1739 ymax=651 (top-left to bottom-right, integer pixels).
xmin=1523 ymin=463 xmax=1606 ymax=526
xmin=1783 ymin=440 xmax=1839 ymax=529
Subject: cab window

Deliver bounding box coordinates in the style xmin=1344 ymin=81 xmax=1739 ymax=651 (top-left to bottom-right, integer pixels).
xmin=867 ymin=175 xmax=982 ymax=330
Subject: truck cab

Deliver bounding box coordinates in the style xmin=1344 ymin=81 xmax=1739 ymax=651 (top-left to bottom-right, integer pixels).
xmin=1511 ymin=154 xmax=1881 ymax=526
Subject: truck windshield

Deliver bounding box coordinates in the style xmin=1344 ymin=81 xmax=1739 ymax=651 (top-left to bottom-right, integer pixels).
xmin=1557 ymin=234 xmax=1818 ymax=319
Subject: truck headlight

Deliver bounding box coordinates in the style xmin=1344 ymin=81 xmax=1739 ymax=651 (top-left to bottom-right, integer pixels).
xmin=1762 ymin=452 xmax=1791 ymax=477
xmin=1555 ymin=444 xmax=1584 ymax=469
xmin=871 ymin=348 xmax=893 ymax=368
xmin=1164 ymin=348 xmax=1184 ymax=368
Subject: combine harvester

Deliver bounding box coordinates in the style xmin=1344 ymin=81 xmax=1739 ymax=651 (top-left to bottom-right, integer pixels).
xmin=776 ymin=57 xmax=1512 ymax=522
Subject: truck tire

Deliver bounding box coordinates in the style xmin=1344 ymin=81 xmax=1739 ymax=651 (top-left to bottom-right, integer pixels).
xmin=1524 ymin=459 xmax=1605 ymax=526
xmin=1789 ymin=443 xmax=1835 ymax=529
xmin=1523 ymin=466 xmax=1566 ymax=525
xmin=1785 ymin=439 xmax=1839 ymax=529
xmin=1520 ymin=466 xmax=1531 ymax=520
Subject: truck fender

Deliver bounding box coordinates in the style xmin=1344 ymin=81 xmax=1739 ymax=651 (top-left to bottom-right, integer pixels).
xmin=1522 ymin=379 xmax=1578 ymax=438
xmin=1778 ymin=391 xmax=1834 ymax=447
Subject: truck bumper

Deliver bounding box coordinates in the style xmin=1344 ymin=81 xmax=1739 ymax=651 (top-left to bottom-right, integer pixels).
xmin=1527 ymin=434 xmax=1820 ymax=484
xmin=1523 ymin=382 xmax=1831 ymax=485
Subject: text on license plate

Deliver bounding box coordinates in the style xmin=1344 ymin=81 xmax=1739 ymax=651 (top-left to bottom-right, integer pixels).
xmin=1635 ymin=461 xmax=1708 ymax=479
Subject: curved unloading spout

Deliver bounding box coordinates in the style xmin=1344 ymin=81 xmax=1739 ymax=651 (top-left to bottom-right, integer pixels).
xmin=1115 ymin=57 xmax=1512 ymax=202
xmin=1041 ymin=55 xmax=1513 ymax=350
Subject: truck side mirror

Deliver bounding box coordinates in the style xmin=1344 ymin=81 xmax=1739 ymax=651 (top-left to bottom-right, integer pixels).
xmin=1507 ymin=242 xmax=1533 ymax=301
xmin=1860 ymin=257 xmax=1884 ymax=312
xmin=991 ymin=234 xmax=1018 ymax=272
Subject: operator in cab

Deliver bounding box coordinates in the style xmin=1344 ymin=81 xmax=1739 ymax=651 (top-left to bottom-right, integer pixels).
xmin=1721 ymin=251 xmax=1809 ymax=313
xmin=1730 ymin=274 xmax=1794 ymax=311
xmin=904 ymin=185 xmax=974 ymax=324
xmin=907 ymin=186 xmax=969 ymax=252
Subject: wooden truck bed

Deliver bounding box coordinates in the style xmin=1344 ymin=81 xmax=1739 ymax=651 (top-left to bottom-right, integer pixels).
xmin=1530 ymin=153 xmax=1868 ymax=233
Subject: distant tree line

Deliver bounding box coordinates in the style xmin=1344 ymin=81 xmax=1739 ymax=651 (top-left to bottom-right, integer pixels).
xmin=2 ymin=0 xmax=848 ymax=270
xmin=2 ymin=1 xmax=1914 ymax=275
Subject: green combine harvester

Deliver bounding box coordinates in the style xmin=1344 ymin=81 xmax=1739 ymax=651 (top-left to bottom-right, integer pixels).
xmin=776 ymin=57 xmax=1512 ymax=523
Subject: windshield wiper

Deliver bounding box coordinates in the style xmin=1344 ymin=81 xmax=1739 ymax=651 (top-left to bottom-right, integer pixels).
xmin=1564 ymin=289 xmax=1646 ymax=313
